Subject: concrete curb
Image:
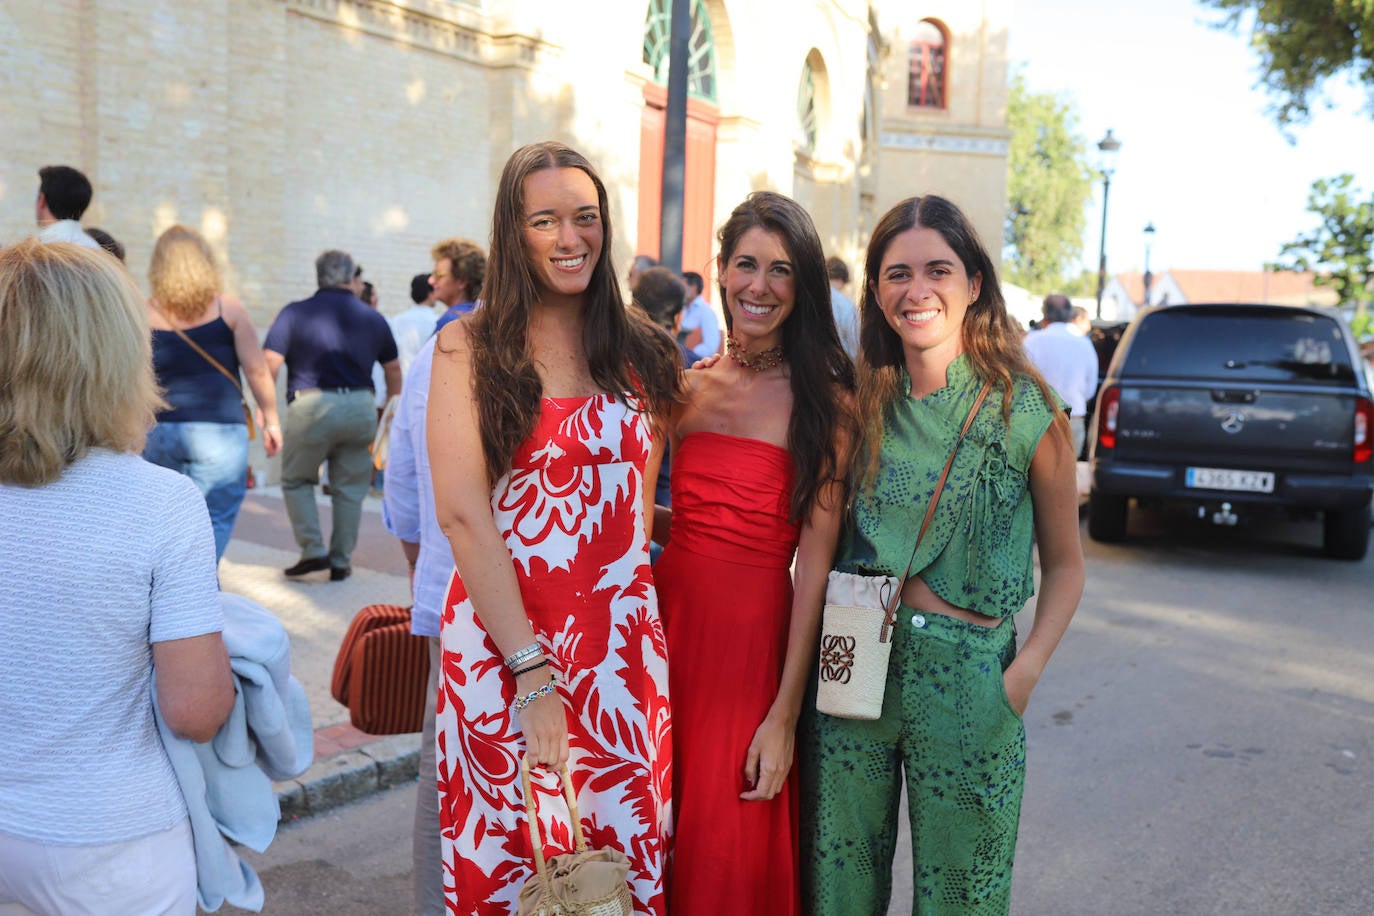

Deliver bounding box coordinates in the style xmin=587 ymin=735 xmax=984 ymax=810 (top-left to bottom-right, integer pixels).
xmin=275 ymin=730 xmax=421 ymax=823
xmin=223 ymin=490 xmax=423 ymax=826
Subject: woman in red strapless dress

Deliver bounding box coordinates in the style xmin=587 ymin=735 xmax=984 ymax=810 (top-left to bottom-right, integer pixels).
xmin=653 ymin=192 xmax=855 ymax=915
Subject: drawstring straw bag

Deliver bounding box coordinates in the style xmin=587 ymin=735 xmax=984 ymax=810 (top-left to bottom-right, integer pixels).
xmin=817 ymin=380 xmax=991 ymax=720
xmin=516 ymin=756 xmax=635 ymax=916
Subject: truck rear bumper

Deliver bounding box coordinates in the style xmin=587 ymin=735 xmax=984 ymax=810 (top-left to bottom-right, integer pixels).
xmin=1092 ymin=460 xmax=1374 ymax=511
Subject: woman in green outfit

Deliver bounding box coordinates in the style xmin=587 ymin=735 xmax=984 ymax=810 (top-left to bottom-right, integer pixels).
xmin=800 ymin=195 xmax=1084 ymax=914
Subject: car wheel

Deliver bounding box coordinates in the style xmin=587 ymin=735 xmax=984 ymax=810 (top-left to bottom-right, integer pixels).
xmin=1088 ymin=491 xmax=1129 ymax=542
xmin=1322 ymin=504 xmax=1371 ymax=560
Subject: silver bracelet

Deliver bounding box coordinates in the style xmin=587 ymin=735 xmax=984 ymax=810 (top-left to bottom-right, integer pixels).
xmin=504 ymin=641 xmax=543 ymax=671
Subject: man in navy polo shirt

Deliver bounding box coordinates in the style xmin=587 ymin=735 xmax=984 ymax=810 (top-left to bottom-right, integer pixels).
xmin=264 ymin=250 xmax=401 ymax=581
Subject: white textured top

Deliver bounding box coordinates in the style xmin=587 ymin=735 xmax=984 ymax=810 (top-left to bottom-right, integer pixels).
xmin=1023 ymin=322 xmax=1099 ymax=418
xmin=0 ymin=450 xmax=223 ymax=845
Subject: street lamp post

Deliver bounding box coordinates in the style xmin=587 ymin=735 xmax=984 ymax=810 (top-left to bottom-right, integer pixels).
xmin=1142 ymin=221 xmax=1156 ymax=308
xmin=1094 ymin=129 xmax=1122 ymax=319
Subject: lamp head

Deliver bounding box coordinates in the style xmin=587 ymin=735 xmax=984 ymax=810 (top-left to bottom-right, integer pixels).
xmin=1097 ymin=129 xmax=1121 ymax=179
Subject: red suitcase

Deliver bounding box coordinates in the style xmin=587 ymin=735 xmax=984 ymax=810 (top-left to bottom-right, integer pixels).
xmin=330 ymin=604 xmax=431 ymax=735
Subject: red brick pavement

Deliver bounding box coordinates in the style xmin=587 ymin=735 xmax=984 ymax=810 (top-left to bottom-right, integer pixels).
xmin=233 ymin=488 xmax=416 ymax=761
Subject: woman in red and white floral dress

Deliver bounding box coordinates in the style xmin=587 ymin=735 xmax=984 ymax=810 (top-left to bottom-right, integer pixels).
xmin=427 ymin=141 xmax=682 ymax=915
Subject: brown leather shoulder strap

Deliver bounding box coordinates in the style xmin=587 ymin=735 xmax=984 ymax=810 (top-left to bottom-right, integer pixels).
xmin=882 ymin=378 xmax=994 ymax=628
xmin=152 ymin=298 xmax=245 ymax=398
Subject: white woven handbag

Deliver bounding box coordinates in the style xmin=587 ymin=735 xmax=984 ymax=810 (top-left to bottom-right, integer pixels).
xmin=816 ymin=571 xmax=902 ymax=719
xmin=816 ymin=380 xmax=992 ymax=720
xmin=516 ymin=756 xmax=635 ymax=916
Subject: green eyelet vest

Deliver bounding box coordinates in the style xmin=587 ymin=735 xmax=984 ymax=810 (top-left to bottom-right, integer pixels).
xmin=838 ymin=354 xmax=1064 ymax=617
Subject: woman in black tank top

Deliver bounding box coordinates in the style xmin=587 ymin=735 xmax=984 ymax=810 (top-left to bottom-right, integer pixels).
xmin=142 ymin=224 xmax=281 ymax=561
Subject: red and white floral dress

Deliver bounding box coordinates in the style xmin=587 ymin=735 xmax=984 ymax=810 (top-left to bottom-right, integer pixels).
xmin=436 ymin=394 xmax=672 ymax=916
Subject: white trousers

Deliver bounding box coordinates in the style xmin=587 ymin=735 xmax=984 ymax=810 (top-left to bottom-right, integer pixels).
xmin=0 ymin=818 xmax=195 ymax=916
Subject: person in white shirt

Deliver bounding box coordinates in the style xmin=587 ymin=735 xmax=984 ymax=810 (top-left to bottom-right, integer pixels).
xmin=679 ymin=270 xmax=722 ymax=360
xmin=1069 ymin=305 xmax=1093 ymax=337
xmin=389 ymin=273 xmax=441 ymax=377
xmin=826 ymin=255 xmax=860 ymax=360
xmin=34 ymin=165 xmax=100 ymax=249
xmin=1023 ymin=293 xmax=1099 ymax=458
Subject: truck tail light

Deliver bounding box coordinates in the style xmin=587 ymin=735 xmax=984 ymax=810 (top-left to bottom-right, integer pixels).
xmin=1355 ymin=397 xmax=1373 ymax=464
xmin=1097 ymin=385 xmax=1120 ymax=451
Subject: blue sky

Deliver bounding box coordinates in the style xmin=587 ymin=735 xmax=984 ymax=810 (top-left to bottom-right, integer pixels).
xmin=1007 ymin=0 xmax=1374 ymax=276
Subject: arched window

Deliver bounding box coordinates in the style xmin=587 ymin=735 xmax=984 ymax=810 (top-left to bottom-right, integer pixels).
xmin=643 ymin=0 xmax=718 ymax=103
xmin=907 ymin=18 xmax=947 ymax=109
xmin=796 ymin=60 xmax=817 ymax=153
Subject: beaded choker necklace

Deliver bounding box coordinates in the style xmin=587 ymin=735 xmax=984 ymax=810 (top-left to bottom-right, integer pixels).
xmin=725 ymin=334 xmax=785 ymax=372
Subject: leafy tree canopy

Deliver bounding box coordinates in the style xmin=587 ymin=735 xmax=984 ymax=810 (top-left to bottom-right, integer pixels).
xmin=1061 ymin=270 xmax=1099 ymax=299
xmin=1003 ymin=72 xmax=1093 ymax=295
xmin=1201 ymin=0 xmax=1374 ymax=127
xmin=1274 ymin=173 xmax=1374 ymax=315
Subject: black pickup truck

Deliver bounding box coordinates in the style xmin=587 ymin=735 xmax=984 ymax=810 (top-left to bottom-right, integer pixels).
xmin=1087 ymin=302 xmax=1374 ymax=559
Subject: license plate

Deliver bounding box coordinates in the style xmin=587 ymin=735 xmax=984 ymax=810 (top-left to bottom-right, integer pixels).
xmin=1185 ymin=466 xmax=1275 ymax=493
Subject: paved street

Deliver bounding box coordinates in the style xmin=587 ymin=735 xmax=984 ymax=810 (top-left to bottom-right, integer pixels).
xmin=223 ymin=492 xmax=1374 ymax=915
xmin=1013 ymin=506 xmax=1374 ymax=915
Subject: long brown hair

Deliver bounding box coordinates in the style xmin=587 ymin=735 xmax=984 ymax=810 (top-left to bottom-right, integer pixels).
xmin=856 ymin=195 xmax=1069 ymax=481
xmin=466 ymin=141 xmax=681 ymax=483
xmin=716 ymin=191 xmax=856 ymax=521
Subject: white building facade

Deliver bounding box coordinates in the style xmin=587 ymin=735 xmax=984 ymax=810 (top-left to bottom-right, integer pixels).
xmin=2 ymin=0 xmax=1011 ymax=323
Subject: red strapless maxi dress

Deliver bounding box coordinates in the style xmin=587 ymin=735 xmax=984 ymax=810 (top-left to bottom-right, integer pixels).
xmin=653 ymin=431 xmax=801 ymax=916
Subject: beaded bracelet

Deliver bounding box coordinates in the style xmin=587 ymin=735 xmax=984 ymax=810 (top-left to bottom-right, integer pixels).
xmin=511 ymin=659 xmax=550 ymax=678
xmin=504 ymin=642 xmax=543 ymax=671
xmin=512 ymin=674 xmax=558 ymax=713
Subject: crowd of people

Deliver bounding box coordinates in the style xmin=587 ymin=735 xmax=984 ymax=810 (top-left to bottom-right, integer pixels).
xmin=0 ymin=149 xmax=1084 ymax=916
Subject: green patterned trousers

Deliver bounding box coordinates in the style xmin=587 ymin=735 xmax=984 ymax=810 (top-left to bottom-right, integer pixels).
xmin=801 ymin=606 xmax=1024 ymax=915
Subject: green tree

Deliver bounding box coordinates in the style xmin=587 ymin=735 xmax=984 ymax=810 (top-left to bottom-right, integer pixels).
xmin=1274 ymin=173 xmax=1374 ymax=329
xmin=1061 ymin=270 xmax=1099 ymax=299
xmin=1003 ymin=72 xmax=1093 ymax=295
xmin=1201 ymin=0 xmax=1374 ymax=127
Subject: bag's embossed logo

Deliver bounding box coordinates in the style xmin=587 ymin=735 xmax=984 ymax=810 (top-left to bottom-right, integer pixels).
xmin=819 ymin=635 xmax=856 ymax=683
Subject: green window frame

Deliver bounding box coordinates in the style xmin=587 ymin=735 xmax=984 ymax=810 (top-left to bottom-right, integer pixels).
xmin=643 ymin=0 xmax=718 ymax=104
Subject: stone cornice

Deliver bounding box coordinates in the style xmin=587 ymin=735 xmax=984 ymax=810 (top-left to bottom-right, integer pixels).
xmin=880 ymin=129 xmax=1009 ymax=156
xmin=279 ymin=0 xmax=550 ymax=68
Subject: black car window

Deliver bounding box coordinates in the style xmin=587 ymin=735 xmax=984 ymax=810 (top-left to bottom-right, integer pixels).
xmin=1123 ymin=308 xmax=1355 ymax=384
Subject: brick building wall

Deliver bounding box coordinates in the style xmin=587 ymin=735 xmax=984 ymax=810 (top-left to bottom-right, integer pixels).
xmin=1 ymin=0 xmax=1009 ymax=325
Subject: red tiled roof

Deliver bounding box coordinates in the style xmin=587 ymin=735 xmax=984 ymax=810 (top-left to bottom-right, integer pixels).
xmin=1115 ymin=270 xmax=1145 ymax=304
xmin=1120 ymin=269 xmax=1338 ymax=306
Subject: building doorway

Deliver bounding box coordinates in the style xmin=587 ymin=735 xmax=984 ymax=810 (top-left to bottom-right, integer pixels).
xmin=638 ymin=0 xmax=720 ymax=285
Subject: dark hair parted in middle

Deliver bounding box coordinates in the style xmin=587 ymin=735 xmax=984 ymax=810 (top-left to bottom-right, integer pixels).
xmin=716 ymin=190 xmax=856 ymax=521
xmin=856 ymin=194 xmax=1067 ymax=473
xmin=466 ymin=141 xmax=681 ymax=483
